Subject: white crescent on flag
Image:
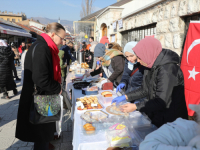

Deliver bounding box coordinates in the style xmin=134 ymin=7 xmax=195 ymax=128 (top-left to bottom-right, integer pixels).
xmin=187 ymin=39 xmax=200 ymax=64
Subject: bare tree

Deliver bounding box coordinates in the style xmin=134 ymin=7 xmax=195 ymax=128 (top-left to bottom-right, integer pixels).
xmin=80 ymin=0 xmax=95 ymax=18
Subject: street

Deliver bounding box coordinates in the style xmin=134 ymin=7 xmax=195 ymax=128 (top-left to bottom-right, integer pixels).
xmin=0 ymin=66 xmax=73 ymax=150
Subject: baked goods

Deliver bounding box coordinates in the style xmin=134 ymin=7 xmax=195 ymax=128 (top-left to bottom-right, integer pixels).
xmin=77 ymin=96 xmax=103 ymax=110
xmin=81 ymin=111 xmax=107 ymax=123
xmin=83 ymin=123 xmax=95 ymax=134
xmin=81 ymin=62 xmax=89 ymax=69
xmin=101 ymin=91 xmax=113 ymax=97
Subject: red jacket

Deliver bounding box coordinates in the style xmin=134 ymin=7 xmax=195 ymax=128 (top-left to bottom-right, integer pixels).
xmin=18 ymin=45 xmax=22 ymax=54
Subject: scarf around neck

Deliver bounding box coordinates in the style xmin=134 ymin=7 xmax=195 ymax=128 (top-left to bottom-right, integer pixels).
xmin=40 ymin=33 xmax=61 ymax=84
xmin=100 ymin=49 xmax=123 ymax=66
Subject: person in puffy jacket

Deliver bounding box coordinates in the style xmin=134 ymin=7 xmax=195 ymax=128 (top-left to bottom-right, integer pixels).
xmin=140 ymin=104 xmax=200 ymax=150
xmin=116 ymin=42 xmax=145 ymax=94
xmin=0 ymin=45 xmax=18 ymax=99
xmin=112 ymin=37 xmax=188 ymax=127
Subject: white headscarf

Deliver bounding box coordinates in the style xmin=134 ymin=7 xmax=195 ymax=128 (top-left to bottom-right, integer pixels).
xmin=124 ymin=42 xmax=138 ymax=70
xmin=123 ymin=41 xmax=138 ymax=55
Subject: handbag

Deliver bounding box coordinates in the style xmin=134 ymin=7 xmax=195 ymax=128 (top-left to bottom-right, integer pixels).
xmin=29 ymin=43 xmax=61 ymax=124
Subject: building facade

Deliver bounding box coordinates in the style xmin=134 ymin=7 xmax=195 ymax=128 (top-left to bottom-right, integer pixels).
xmin=95 ymin=0 xmax=200 ymax=55
xmin=0 ymin=11 xmax=26 ymax=22
xmin=0 ymin=18 xmax=31 ymax=46
xmin=18 ymin=19 xmax=45 ymax=30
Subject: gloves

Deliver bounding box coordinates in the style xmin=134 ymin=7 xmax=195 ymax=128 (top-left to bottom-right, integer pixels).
xmin=111 ymin=95 xmax=126 ymax=104
xmin=97 ymin=61 xmax=100 ymax=65
xmin=116 ymin=83 xmax=125 ymax=92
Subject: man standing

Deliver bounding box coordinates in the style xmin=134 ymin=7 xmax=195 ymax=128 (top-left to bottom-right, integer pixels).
xmin=60 ymin=39 xmax=75 ymax=82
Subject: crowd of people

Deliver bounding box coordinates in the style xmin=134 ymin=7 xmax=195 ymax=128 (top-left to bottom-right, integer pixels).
xmin=0 ymin=22 xmax=200 ymax=150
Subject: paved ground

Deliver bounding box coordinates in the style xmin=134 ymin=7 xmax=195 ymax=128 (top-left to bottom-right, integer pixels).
xmin=0 ymin=66 xmax=73 ymax=150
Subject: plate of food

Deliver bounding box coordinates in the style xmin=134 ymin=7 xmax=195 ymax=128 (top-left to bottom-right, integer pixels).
xmin=76 ymin=95 xmax=103 ymax=110
xmin=106 ymin=103 xmax=129 ymax=116
xmin=81 ymin=110 xmax=108 ymax=123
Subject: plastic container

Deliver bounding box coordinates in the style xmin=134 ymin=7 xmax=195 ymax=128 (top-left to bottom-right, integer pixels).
xmin=106 ymin=122 xmax=133 ymax=148
xmin=133 ymin=125 xmax=157 ymax=143
xmin=76 ymin=95 xmax=104 ymax=111
xmin=82 ymin=120 xmax=97 ymax=136
xmin=98 ymin=90 xmax=117 ymax=105
xmin=82 ymin=88 xmax=98 ymax=95
xmin=127 ymin=111 xmax=151 ymax=129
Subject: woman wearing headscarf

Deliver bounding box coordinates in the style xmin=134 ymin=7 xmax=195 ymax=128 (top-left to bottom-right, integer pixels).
xmin=86 ymin=43 xmax=125 ymax=84
xmin=116 ymin=42 xmax=145 ymax=94
xmin=112 ymin=37 xmax=188 ymax=127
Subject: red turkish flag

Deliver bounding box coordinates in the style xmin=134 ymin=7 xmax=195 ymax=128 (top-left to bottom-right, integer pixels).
xmin=181 ymin=22 xmax=200 ymax=116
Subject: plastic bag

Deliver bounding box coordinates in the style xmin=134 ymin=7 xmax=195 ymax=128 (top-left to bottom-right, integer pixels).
xmin=106 ymin=122 xmax=133 ymax=148
xmin=56 ymin=95 xmax=63 ymax=137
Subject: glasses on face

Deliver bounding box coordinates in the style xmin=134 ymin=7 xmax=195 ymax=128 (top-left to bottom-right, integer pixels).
xmin=55 ymin=33 xmax=65 ymax=41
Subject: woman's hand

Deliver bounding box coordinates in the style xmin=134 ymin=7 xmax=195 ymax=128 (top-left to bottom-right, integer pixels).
xmin=59 ymin=88 xmax=62 ymax=95
xmin=120 ymin=103 xmax=137 ymax=113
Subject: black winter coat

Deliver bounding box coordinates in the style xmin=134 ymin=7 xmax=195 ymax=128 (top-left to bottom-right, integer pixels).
xmin=0 ymin=46 xmax=16 ymax=92
xmin=120 ymin=60 xmax=144 ymax=93
xmin=90 ymin=55 xmax=125 ymax=84
xmin=15 ymin=35 xmax=61 ymax=142
xmin=109 ymin=55 xmax=125 ymax=84
xmin=126 ymin=49 xmax=188 ymax=127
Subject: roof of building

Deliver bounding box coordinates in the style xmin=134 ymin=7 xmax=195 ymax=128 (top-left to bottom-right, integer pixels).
xmin=80 ymin=0 xmax=132 ymax=21
xmin=15 ymin=22 xmax=42 ymax=35
xmin=28 ymin=19 xmax=46 ymax=26
xmin=0 ymin=18 xmax=23 ymax=29
xmin=0 ymin=13 xmax=22 ymax=17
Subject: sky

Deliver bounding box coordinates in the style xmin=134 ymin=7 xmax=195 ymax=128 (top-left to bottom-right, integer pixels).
xmin=0 ymin=0 xmax=117 ymax=21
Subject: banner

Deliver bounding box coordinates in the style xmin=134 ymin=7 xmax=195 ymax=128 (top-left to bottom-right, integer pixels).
xmin=118 ymin=19 xmax=123 ymax=29
xmin=181 ymin=21 xmax=200 ymax=116
xmin=113 ymin=22 xmax=117 ymax=30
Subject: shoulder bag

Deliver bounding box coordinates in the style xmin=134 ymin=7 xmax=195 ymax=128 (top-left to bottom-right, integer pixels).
xmin=29 ymin=43 xmax=61 ymax=124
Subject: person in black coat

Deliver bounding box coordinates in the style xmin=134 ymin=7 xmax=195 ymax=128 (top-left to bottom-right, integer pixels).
xmin=112 ymin=37 xmax=188 ymax=127
xmin=0 ymin=45 xmax=18 ymax=99
xmin=60 ymin=40 xmax=75 ymax=82
xmin=15 ymin=22 xmax=66 ymax=150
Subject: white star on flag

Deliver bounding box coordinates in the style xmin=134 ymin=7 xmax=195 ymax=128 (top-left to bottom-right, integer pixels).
xmin=188 ymin=66 xmax=200 ymax=80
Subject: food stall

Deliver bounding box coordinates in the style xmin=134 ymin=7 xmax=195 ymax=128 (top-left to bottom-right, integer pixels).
xmin=66 ymin=62 xmax=157 ymax=150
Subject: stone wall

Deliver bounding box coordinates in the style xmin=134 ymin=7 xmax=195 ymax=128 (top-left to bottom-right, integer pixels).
xmin=121 ymin=0 xmax=200 ymax=55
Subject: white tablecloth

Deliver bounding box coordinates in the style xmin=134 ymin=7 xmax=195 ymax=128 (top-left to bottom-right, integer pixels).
xmin=72 ymin=87 xmax=110 ymax=150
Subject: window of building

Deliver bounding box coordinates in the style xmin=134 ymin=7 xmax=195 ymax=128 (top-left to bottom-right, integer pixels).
xmin=12 ymin=19 xmax=15 ymax=22
xmin=18 ymin=19 xmax=20 ymax=22
xmin=183 ymin=14 xmax=200 ymax=33
xmin=7 ymin=18 xmax=10 ymax=21
xmin=121 ymin=23 xmax=156 ymax=48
